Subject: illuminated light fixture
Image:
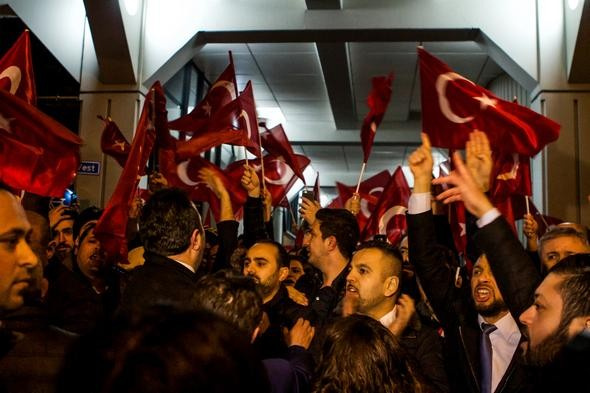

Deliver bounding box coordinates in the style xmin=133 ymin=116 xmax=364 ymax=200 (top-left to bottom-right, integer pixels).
xmin=568 ymin=0 xmax=580 ymax=10
xmin=124 ymin=0 xmax=139 ymax=16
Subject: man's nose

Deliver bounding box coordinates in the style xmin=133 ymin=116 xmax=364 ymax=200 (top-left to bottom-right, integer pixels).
xmin=18 ymin=240 xmax=39 ymax=269
xmin=58 ymin=231 xmax=67 ymax=243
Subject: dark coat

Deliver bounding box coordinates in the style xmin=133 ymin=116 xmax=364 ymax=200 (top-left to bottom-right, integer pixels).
xmin=118 ymin=252 xmax=199 ymax=315
xmin=408 ymin=210 xmax=536 ymax=393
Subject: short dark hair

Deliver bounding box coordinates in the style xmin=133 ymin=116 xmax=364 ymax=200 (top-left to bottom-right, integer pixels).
xmin=192 ymin=270 xmax=263 ymax=337
xmin=57 ymin=307 xmax=270 ymax=393
xmin=539 ymin=227 xmax=588 ymax=254
xmin=251 ymin=239 xmax=289 ymax=268
xmin=548 ymin=254 xmax=590 ymax=327
xmin=315 ymin=208 xmax=360 ymax=260
xmin=312 ymin=314 xmax=428 ymax=393
xmin=356 ymin=240 xmax=403 ymax=279
xmin=139 ymin=188 xmax=203 ymax=256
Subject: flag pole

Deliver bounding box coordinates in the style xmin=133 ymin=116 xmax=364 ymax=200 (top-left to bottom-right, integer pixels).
xmin=258 ymin=129 xmax=266 ymax=196
xmin=355 ymin=162 xmax=367 ymax=194
xmin=525 ymin=195 xmax=530 ymax=215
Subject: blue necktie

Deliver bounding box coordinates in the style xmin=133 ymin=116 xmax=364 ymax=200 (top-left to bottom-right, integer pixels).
xmin=480 ymin=323 xmax=497 ymax=393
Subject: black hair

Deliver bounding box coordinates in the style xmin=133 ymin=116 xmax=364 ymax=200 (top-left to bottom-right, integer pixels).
xmin=355 ymin=240 xmax=404 ymax=280
xmin=315 ymin=208 xmax=360 ymax=259
xmin=139 ymin=188 xmax=203 ymax=256
xmin=250 ymin=239 xmax=290 ymax=268
xmin=192 ymin=270 xmax=263 ymax=337
xmin=57 ymin=307 xmax=270 ymax=393
xmin=548 ymin=254 xmax=590 ymax=328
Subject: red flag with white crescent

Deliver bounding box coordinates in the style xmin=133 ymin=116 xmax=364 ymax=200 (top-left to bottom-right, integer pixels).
xmin=418 ymin=47 xmax=559 ymax=156
xmin=260 ymin=124 xmax=305 ymax=182
xmin=360 ymin=73 xmax=393 ymax=163
xmin=0 ymin=30 xmax=36 ymax=105
xmin=100 ymin=119 xmax=131 ymax=168
xmin=168 ymin=62 xmax=237 ymax=134
xmin=361 ymin=167 xmax=410 ymax=245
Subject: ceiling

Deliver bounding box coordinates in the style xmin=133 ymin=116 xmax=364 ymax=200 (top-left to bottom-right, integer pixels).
xmin=180 ymin=39 xmax=506 ymax=188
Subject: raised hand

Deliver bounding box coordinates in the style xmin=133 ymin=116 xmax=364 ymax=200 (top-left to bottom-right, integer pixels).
xmin=240 ymin=164 xmax=260 ymax=198
xmin=408 ymin=133 xmax=433 ymax=193
xmin=465 ymin=130 xmax=492 ymax=192
xmin=432 ymin=151 xmax=494 ymax=219
xmin=299 ymin=196 xmax=321 ymax=225
xmin=344 ymin=193 xmax=361 ymax=215
xmin=388 ymin=294 xmax=415 ymax=336
xmin=284 ymin=318 xmax=315 ymax=349
xmin=198 ymin=168 xmax=228 ymax=199
xmin=262 ymin=188 xmax=273 ymax=222
xmin=523 ymin=213 xmax=539 ymax=252
xmin=148 ymin=171 xmax=169 ymax=193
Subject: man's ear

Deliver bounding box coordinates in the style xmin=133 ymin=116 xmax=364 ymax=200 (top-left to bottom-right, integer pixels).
xmin=567 ymin=315 xmax=590 ymax=337
xmin=73 ymin=237 xmax=80 ymax=255
xmin=190 ymin=228 xmax=203 ymax=252
xmin=325 ymin=235 xmax=337 ymax=252
xmin=383 ymin=276 xmax=400 ymax=297
xmin=278 ymin=266 xmax=289 ymax=282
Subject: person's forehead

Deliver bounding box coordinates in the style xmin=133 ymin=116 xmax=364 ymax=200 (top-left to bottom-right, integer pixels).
xmin=352 ymin=248 xmax=385 ymax=267
xmin=543 ymin=235 xmax=588 ymax=251
xmin=0 ymin=191 xmax=30 ymax=234
xmin=247 ymin=243 xmax=278 ymax=260
xmin=536 ymin=273 xmax=564 ymax=304
xmin=54 ymin=219 xmax=74 ymax=231
xmin=474 ymin=254 xmax=490 ymax=269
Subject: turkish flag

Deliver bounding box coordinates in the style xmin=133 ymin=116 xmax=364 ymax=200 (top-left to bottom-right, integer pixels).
xmin=0 ymin=30 xmax=36 ymax=105
xmin=100 ymin=119 xmax=130 ymax=168
xmin=168 ymin=63 xmax=237 ymax=134
xmin=237 ymin=81 xmax=261 ymax=156
xmin=312 ymin=172 xmax=320 ymax=202
xmin=360 ymin=73 xmax=393 ymax=163
xmin=330 ymin=170 xmax=390 ymax=232
xmin=490 ymin=152 xmax=532 ymax=200
xmin=94 ymin=87 xmax=158 ymax=263
xmin=225 ymin=154 xmax=311 ymax=207
xmin=0 ymin=89 xmax=81 ymax=196
xmin=260 ymin=124 xmax=305 ymax=182
xmin=510 ymin=194 xmax=562 ymax=236
xmin=0 ymin=131 xmax=42 ymax=191
xmin=361 ymin=167 xmax=410 ymax=245
xmin=448 ymin=201 xmax=467 ymax=257
xmin=159 ymin=148 xmax=246 ymax=221
xmin=418 ymin=47 xmax=560 ymax=156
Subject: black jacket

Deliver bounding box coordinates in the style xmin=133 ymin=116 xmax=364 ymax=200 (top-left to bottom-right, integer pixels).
xmin=119 ymin=252 xmax=199 ymax=315
xmin=408 ymin=210 xmax=536 ymax=393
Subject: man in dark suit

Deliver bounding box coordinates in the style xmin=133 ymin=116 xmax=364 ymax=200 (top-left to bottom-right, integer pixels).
xmin=406 ymin=132 xmax=536 ymax=393
xmin=119 ymin=188 xmax=205 ymax=314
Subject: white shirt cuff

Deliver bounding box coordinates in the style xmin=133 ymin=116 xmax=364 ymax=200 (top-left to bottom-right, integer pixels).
xmin=476 ymin=208 xmax=501 ymax=228
xmin=408 ymin=193 xmax=431 ymax=214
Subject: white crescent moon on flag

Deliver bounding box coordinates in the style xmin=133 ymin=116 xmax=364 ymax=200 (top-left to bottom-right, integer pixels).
xmin=496 ymin=153 xmax=520 ymax=181
xmin=435 ymin=72 xmax=475 ymax=124
xmin=360 ymin=186 xmax=384 ymax=218
xmin=209 ymin=80 xmax=236 ymax=100
xmin=378 ymin=205 xmax=407 ymax=234
xmin=177 ymin=160 xmax=199 ymax=186
xmin=262 ymin=159 xmax=294 ymax=185
xmin=0 ymin=66 xmax=22 ymax=95
xmin=238 ymin=110 xmax=252 ymax=139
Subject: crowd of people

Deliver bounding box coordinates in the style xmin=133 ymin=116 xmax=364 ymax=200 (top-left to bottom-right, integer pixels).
xmin=0 ymin=131 xmax=588 ymax=393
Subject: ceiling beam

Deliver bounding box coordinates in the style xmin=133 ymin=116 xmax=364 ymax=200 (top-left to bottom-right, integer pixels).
xmin=83 ymin=0 xmax=135 ymax=84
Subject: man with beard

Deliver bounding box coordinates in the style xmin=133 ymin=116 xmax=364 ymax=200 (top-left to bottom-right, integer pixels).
xmin=48 ymin=205 xmax=77 ymax=271
xmin=243 ymin=240 xmax=310 ymax=359
xmin=46 ymin=207 xmax=119 ymax=334
xmin=518 ymin=254 xmax=590 ymax=392
xmin=407 ymin=132 xmax=535 ymax=393
xmin=345 ymin=241 xmax=449 ymax=393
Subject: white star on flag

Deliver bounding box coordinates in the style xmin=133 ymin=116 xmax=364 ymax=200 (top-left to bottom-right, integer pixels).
xmin=473 ymin=93 xmax=497 ymax=110
xmin=459 ymin=223 xmax=466 ymax=237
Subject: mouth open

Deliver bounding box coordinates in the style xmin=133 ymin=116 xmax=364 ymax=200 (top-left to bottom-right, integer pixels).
xmin=474 ymin=286 xmax=493 ymax=303
xmin=346 ymin=283 xmax=359 ymax=295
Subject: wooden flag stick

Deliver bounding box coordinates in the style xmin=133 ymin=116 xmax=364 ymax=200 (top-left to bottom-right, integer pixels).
xmin=355 ymin=162 xmax=367 ymax=194
xmin=258 ymin=130 xmax=266 ymax=196
xmin=525 ymin=195 xmax=530 ymax=216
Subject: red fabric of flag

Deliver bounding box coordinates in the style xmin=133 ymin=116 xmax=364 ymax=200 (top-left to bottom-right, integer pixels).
xmin=168 ymin=63 xmax=237 ymax=134
xmin=361 ymin=167 xmax=410 ymax=245
xmin=0 ymin=89 xmax=81 ymax=196
xmin=260 ymin=124 xmax=305 ymax=182
xmin=0 ymin=30 xmax=36 ymax=105
xmin=360 ymin=73 xmax=393 ymax=163
xmin=238 ymin=81 xmax=261 ymax=156
xmin=225 ymin=154 xmax=311 ymax=207
xmin=100 ymin=119 xmax=130 ymax=168
xmin=490 ymin=152 xmax=532 ymax=199
xmin=94 ymin=88 xmax=158 ymax=263
xmin=312 ymin=172 xmax=320 ymax=202
xmin=331 ymin=170 xmax=390 ymax=232
xmin=418 ymin=47 xmax=560 ymax=156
